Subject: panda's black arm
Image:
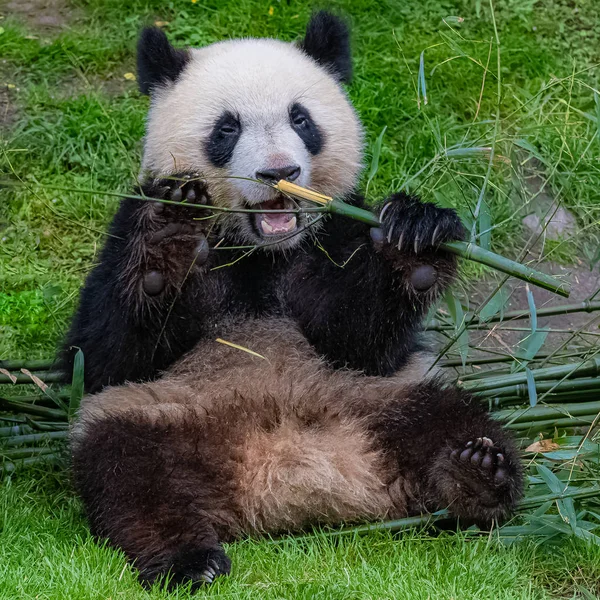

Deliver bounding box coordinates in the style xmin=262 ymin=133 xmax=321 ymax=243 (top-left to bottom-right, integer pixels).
xmin=61 ymin=179 xmax=216 ymax=393
xmin=282 ymin=192 xmax=465 ymax=375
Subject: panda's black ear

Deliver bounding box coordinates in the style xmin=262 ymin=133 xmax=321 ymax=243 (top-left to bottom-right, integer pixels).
xmin=137 ymin=27 xmax=190 ymax=95
xmin=299 ymin=11 xmax=352 ymax=84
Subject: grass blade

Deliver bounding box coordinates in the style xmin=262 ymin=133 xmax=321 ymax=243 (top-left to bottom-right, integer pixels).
xmin=365 ymin=126 xmax=387 ymax=196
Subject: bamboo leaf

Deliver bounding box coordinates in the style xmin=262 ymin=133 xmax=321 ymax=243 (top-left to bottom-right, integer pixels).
xmin=525 ymin=367 xmax=537 ymax=407
xmin=444 ymin=147 xmax=491 ymax=158
xmin=526 ymin=285 xmax=537 ymax=333
xmin=537 ymin=464 xmax=565 ymax=495
xmin=69 ymin=349 xmax=85 ymax=420
xmin=479 ymin=287 xmax=508 ymax=322
xmin=514 ymin=327 xmax=549 ymax=366
xmin=557 ymin=497 xmax=578 ymax=533
xmin=532 ymin=501 xmax=554 ymax=517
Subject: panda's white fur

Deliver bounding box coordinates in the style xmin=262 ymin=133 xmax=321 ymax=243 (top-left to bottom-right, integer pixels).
xmin=141 ymin=38 xmax=363 ymax=248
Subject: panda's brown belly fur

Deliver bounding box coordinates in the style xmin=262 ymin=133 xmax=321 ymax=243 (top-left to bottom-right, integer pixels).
xmin=72 ymin=318 xmax=434 ymax=535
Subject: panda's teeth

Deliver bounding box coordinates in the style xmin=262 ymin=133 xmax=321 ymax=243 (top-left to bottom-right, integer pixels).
xmin=259 ymin=215 xmax=297 ymax=235
xmin=261 ymin=220 xmax=274 ymax=235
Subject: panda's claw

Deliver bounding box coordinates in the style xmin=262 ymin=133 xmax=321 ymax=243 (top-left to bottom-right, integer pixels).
xmin=375 ymin=193 xmax=465 ymax=257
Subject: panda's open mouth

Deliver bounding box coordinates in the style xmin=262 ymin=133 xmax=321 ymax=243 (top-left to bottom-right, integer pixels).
xmin=252 ymin=197 xmax=298 ymax=237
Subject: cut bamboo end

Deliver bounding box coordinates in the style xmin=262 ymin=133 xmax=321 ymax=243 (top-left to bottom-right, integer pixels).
xmin=275 ymin=180 xmax=333 ymax=205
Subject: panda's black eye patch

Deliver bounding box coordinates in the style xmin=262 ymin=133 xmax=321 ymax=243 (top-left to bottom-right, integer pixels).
xmin=206 ymin=112 xmax=241 ymax=168
xmin=290 ymin=103 xmax=323 ymax=155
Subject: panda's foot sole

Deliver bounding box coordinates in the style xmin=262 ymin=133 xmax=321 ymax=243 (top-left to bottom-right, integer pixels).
xmin=428 ymin=434 xmax=522 ymax=522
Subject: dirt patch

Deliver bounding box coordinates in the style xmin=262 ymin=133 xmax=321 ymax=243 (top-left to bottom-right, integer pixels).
xmin=0 ymin=83 xmax=18 ymax=130
xmin=464 ymin=262 xmax=600 ymax=355
xmin=1 ymin=0 xmax=80 ymax=31
xmin=443 ymin=156 xmax=600 ymax=362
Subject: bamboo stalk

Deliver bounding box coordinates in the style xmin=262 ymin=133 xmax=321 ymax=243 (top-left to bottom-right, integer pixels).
xmin=0 ymin=446 xmax=58 ymax=459
xmin=461 ymin=357 xmax=600 ymax=393
xmin=428 ymin=300 xmax=600 ymax=330
xmin=0 ymin=399 xmax=66 ymax=420
xmin=268 ymin=513 xmax=447 ymax=544
xmin=0 ymin=425 xmax=34 ymax=437
xmin=0 ymin=371 xmax=67 ymax=384
xmin=517 ymin=486 xmax=600 ymax=510
xmin=0 ymin=359 xmax=55 ymax=371
xmin=0 ymin=453 xmax=61 ymax=474
xmin=276 ymin=180 xmax=571 ymax=298
xmin=479 ymin=377 xmax=600 ymax=399
xmin=0 ymin=393 xmax=70 ymax=403
xmin=494 ymin=400 xmax=600 ymax=423
xmin=440 ymin=350 xmax=590 ymax=368
xmin=1 ymin=431 xmax=68 ymax=447
xmin=489 ymin=389 xmax=600 ymax=409
xmin=268 ymin=486 xmax=600 ymax=543
xmin=506 ymin=415 xmax=598 ymax=431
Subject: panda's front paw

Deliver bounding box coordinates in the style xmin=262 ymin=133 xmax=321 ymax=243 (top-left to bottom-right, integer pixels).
xmin=153 ymin=172 xmax=212 ymax=220
xmin=370 ymin=193 xmax=465 ymax=255
xmin=139 ymin=174 xmax=213 ymax=297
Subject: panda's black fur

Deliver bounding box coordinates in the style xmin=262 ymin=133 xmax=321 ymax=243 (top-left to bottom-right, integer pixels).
xmin=65 ymin=12 xmax=524 ymax=590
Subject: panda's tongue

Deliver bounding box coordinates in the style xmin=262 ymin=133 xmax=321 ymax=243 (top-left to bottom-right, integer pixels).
xmin=256 ymin=198 xmax=297 ymax=235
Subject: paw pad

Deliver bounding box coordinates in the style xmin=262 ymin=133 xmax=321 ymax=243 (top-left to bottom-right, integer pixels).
xmin=451 ymin=437 xmax=507 ymax=484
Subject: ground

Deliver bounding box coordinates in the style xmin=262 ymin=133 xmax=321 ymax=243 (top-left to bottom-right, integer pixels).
xmin=1 ymin=0 xmax=600 ymax=598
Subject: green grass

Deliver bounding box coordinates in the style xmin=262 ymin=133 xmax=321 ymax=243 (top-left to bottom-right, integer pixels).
xmin=1 ymin=470 xmax=599 ymax=600
xmin=2 ymin=0 xmax=600 ymax=597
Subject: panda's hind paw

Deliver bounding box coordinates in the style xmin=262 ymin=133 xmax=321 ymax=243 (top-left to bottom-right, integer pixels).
xmin=431 ymin=434 xmax=523 ymax=522
xmin=142 ymin=545 xmax=231 ymax=590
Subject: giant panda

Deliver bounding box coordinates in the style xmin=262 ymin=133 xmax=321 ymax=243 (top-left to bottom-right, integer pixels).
xmin=65 ymin=12 xmax=524 ymax=589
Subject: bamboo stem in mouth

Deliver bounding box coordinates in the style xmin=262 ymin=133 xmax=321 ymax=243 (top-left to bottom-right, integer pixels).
xmin=275 ymin=180 xmax=571 ymax=298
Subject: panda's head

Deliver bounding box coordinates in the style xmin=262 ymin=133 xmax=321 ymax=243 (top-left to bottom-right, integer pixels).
xmin=137 ymin=12 xmax=363 ymax=250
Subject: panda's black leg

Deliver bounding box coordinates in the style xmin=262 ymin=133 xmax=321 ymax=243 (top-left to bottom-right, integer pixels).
xmin=61 ymin=171 xmax=218 ymax=391
xmin=71 ymin=402 xmax=240 ymax=588
xmin=368 ymin=380 xmax=523 ymax=523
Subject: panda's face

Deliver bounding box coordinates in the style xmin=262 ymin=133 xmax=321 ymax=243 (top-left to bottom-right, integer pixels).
xmin=140 ymin=31 xmax=363 ymax=250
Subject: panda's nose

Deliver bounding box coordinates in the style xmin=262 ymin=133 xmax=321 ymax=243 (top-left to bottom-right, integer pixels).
xmin=256 ymin=165 xmax=301 ymax=184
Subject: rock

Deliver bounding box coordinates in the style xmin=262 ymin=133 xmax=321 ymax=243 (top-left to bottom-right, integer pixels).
xmin=522 ymin=203 xmax=577 ymax=240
